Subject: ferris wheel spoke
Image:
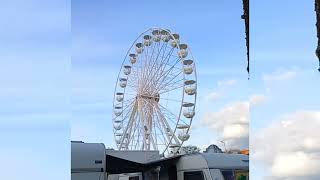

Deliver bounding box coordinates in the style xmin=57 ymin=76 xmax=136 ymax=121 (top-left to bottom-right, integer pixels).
xmin=133 ymin=111 xmax=144 ymax=150
xmin=154 ymin=108 xmax=170 ymax=147
xmin=156 ymin=71 xmax=183 ymax=92
xmin=159 ymin=97 xmax=182 ymax=103
xmin=141 ymin=99 xmax=168 ymax=148
xmin=158 ymin=39 xmax=170 ymax=66
xmin=121 ymin=98 xmax=136 ymax=113
xmin=150 ymin=48 xmax=176 ymax=87
xmin=126 ymin=84 xmax=139 ymax=90
xmin=142 ymin=38 xmax=159 ymax=84
xmin=132 ymin=120 xmax=143 ymax=149
xmin=154 ymin=104 xmax=180 ymax=146
xmin=144 ymin=44 xmax=171 ymax=81
xmin=137 ymin=99 xmax=149 ymax=150
xmin=145 ymin=40 xmax=160 ymax=74
xmin=124 ymin=92 xmax=182 ymax=103
xmin=113 ymin=97 xmax=135 ymax=109
xmin=134 ymin=125 xmax=141 ymax=149
xmin=159 ymin=46 xmax=173 ymax=70
xmin=153 ymin=110 xmax=158 ymax=147
xmin=154 ymin=59 xmax=182 ymax=91
xmin=159 ymin=84 xmax=184 ymax=95
xmin=142 ymin=48 xmax=150 ymax=82
xmin=139 ymin=96 xmax=179 ymax=144
xmin=158 ymin=78 xmax=184 ymax=93
xmin=157 ymin=104 xmax=181 ymax=128
xmin=127 ymin=77 xmax=139 ymax=87
xmin=151 ymin=48 xmax=176 ymax=84
xmin=149 ymin=133 xmax=157 ymax=150
xmin=118 ymin=105 xmax=135 ymax=131
xmin=113 ymin=100 xmax=136 ymax=122
xmin=158 ymin=102 xmax=189 ymax=126
xmin=126 ymin=109 xmax=140 ymax=149
xmin=142 ymin=44 xmax=172 ymax=93
xmin=140 ymin=98 xmax=159 ymax=150
xmin=156 ymin=104 xmax=179 ymax=128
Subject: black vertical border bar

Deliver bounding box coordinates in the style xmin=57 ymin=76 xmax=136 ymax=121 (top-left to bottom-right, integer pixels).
xmin=315 ymin=0 xmax=320 ymax=71
xmin=242 ymin=0 xmax=250 ymax=79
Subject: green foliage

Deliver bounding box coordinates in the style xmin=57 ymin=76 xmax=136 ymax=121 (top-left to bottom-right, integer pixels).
xmin=181 ymin=145 xmax=201 ymax=154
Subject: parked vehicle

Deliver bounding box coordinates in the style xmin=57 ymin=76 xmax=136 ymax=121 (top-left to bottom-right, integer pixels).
xmin=71 ymin=141 xmax=249 ymax=180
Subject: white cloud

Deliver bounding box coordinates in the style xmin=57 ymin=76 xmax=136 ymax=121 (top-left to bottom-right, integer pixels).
xmin=263 ymin=69 xmax=298 ymax=82
xmin=204 ymin=79 xmax=237 ymax=102
xmin=252 ymin=111 xmax=320 ymax=179
xmin=201 ymin=93 xmax=268 ymax=150
xmin=205 ymin=91 xmax=222 ymax=101
xmin=202 ymin=101 xmax=249 ymax=149
xmin=223 ymin=124 xmax=248 ymax=139
xmin=217 ymin=79 xmax=237 ymax=87
xmin=271 ymin=151 xmax=320 ymax=177
xmin=250 ymin=94 xmax=267 ymax=106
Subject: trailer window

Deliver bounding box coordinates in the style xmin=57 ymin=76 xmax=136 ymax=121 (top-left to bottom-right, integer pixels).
xmin=129 ymin=176 xmax=140 ymax=180
xmin=184 ymin=171 xmax=204 ymax=180
xmin=220 ymin=170 xmax=249 ymax=180
xmin=221 ymin=170 xmax=235 ymax=180
xmin=235 ymin=171 xmax=249 ymax=180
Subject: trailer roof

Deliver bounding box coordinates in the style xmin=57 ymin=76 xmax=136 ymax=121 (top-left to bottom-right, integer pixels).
xmin=201 ymin=153 xmax=249 ymax=170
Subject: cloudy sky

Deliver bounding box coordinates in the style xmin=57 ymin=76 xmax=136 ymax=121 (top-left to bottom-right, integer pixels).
xmin=251 ymin=0 xmax=320 ymax=179
xmin=1 ymin=0 xmax=319 ymax=180
xmin=71 ymin=0 xmax=320 ymax=179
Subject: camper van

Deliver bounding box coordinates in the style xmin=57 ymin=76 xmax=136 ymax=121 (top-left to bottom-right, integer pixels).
xmin=71 ymin=141 xmax=249 ymax=180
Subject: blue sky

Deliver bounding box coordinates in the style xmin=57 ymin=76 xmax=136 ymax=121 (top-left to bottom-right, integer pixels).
xmin=0 ymin=0 xmax=70 ymax=180
xmin=71 ymin=0 xmax=248 ymax=150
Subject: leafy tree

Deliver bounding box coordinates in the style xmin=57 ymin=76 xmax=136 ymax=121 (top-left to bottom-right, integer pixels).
xmin=204 ymin=144 xmax=223 ymax=153
xmin=181 ymin=145 xmax=201 ymax=154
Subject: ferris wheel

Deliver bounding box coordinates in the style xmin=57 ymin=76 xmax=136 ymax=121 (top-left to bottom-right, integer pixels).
xmin=112 ymin=27 xmax=197 ymax=155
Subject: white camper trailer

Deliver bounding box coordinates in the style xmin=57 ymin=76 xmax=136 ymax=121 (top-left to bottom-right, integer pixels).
xmin=71 ymin=141 xmax=107 ymax=180
xmin=71 ymin=141 xmax=249 ymax=180
xmin=175 ymin=153 xmax=249 ymax=180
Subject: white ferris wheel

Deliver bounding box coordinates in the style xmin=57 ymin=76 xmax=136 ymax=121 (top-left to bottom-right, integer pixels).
xmin=112 ymin=27 xmax=197 ymax=155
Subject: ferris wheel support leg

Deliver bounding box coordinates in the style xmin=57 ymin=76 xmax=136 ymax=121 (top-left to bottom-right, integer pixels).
xmin=148 ymin=133 xmax=157 ymax=150
xmin=155 ymin=104 xmax=180 ymax=146
xmin=154 ymin=109 xmax=172 ymax=148
xmin=125 ymin=110 xmax=139 ymax=150
xmin=138 ymin=100 xmax=148 ymax=151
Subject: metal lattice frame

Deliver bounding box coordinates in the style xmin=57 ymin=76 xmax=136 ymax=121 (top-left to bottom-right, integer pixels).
xmin=112 ymin=28 xmax=197 ymax=155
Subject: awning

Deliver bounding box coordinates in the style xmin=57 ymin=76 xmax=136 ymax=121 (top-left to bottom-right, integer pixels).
xmin=106 ymin=154 xmax=181 ymax=174
xmin=106 ymin=155 xmax=145 ymax=174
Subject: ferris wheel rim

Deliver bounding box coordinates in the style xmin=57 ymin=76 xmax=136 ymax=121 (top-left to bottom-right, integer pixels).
xmin=112 ymin=27 xmax=197 ymax=154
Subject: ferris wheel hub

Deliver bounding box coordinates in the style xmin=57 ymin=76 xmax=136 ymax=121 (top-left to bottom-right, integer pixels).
xmin=137 ymin=93 xmax=160 ymax=102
